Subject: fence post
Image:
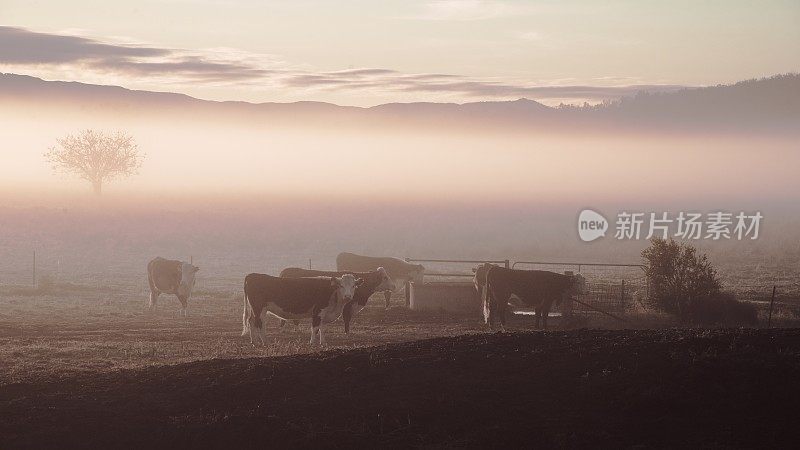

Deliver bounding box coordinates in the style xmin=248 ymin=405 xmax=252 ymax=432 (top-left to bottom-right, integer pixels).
xmin=620 ymin=279 xmax=625 ymax=307
xmin=32 ymin=250 xmax=36 ymax=287
xmin=504 ymin=259 xmax=510 ymax=269
xmin=767 ymin=285 xmax=776 ymax=327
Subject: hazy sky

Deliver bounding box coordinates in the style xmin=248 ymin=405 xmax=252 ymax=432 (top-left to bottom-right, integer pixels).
xmin=2 ymin=0 xmax=798 ymax=106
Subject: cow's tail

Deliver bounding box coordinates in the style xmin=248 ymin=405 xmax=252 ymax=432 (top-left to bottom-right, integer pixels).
xmin=482 ymin=269 xmax=492 ymax=325
xmin=241 ymin=282 xmax=250 ymax=337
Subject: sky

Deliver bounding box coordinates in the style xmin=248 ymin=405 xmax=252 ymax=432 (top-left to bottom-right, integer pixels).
xmin=1 ymin=0 xmax=798 ymax=106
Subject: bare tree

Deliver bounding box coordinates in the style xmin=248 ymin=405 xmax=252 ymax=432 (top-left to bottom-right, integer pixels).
xmin=45 ymin=130 xmax=144 ymax=195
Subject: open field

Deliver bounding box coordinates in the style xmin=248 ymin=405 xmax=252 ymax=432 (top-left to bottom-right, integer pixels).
xmin=1 ymin=274 xmax=799 ymax=384
xmin=1 ymin=327 xmax=799 ymax=448
xmin=2 ymin=277 xmax=800 ymax=448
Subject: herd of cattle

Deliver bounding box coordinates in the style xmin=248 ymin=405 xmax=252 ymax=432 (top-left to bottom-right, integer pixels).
xmin=146 ymin=252 xmax=588 ymax=345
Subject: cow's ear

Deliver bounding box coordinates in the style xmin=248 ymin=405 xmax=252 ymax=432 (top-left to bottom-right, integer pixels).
xmin=193 ymin=266 xmax=200 ymax=273
xmin=355 ymin=278 xmax=365 ymax=287
xmin=330 ymin=277 xmax=339 ymax=287
xmin=472 ymin=268 xmax=477 ymax=273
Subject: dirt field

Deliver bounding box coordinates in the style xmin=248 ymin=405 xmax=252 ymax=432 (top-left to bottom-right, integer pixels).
xmin=2 ymin=326 xmax=799 ymax=448
xmin=1 ymin=287 xmax=799 ymax=448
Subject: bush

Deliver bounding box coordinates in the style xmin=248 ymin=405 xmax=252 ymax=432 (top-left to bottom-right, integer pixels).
xmin=642 ymin=238 xmax=721 ymax=321
xmin=641 ymin=239 xmax=759 ymax=326
xmin=686 ymin=291 xmax=758 ymax=326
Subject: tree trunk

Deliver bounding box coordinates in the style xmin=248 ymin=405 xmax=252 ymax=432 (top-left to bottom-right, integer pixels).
xmin=92 ymin=179 xmax=102 ymax=195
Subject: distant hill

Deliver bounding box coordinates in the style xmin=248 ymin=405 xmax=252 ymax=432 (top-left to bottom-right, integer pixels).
xmin=1 ymin=72 xmax=797 ymax=134
xmin=596 ymin=74 xmax=800 ymax=130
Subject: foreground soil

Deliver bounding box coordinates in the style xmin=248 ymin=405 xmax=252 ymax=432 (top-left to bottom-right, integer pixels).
xmin=1 ymin=328 xmax=799 ymax=449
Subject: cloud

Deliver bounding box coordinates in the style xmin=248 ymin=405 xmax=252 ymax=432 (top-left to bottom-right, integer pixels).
xmin=0 ymin=26 xmax=272 ymax=82
xmin=411 ymin=0 xmax=516 ymax=21
xmin=280 ymin=69 xmax=685 ymax=102
xmin=0 ymin=26 xmax=167 ymax=64
xmin=0 ymin=26 xmax=687 ymax=105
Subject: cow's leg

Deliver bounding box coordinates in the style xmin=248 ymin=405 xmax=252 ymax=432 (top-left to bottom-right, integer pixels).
xmin=489 ymin=288 xmax=510 ymax=331
xmin=318 ymin=326 xmax=327 ymax=346
xmin=309 ymin=327 xmax=318 ymax=345
xmin=498 ymin=300 xmax=507 ymax=332
xmin=248 ymin=308 xmax=266 ymax=346
xmin=383 ymin=290 xmax=392 ymax=309
xmin=247 ymin=320 xmax=257 ymax=345
xmin=310 ymin=312 xmax=322 ymax=345
xmin=497 ymin=292 xmax=509 ymax=331
xmin=148 ymin=291 xmax=160 ymax=310
xmin=248 ymin=322 xmax=258 ymax=345
xmin=177 ymin=295 xmax=188 ymax=318
xmin=541 ymin=300 xmax=552 ymax=330
xmin=259 ymin=321 xmax=268 ymax=345
xmin=279 ymin=319 xmax=287 ymax=332
xmin=534 ymin=306 xmax=541 ymax=329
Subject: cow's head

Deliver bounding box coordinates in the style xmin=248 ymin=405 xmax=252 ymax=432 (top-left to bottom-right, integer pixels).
xmin=331 ymin=273 xmax=362 ymax=304
xmin=374 ymin=267 xmax=396 ymax=292
xmin=342 ymin=268 xmax=393 ymax=334
xmin=178 ymin=263 xmax=199 ymax=297
xmin=411 ymin=264 xmax=425 ymax=283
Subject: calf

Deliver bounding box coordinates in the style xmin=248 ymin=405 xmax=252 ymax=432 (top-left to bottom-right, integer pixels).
xmin=484 ymin=267 xmax=587 ymax=330
xmin=242 ymin=273 xmax=361 ymax=346
xmin=280 ymin=267 xmax=395 ymax=333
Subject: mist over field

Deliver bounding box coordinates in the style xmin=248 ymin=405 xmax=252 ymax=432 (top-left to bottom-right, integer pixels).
xmin=1 ymin=74 xmax=799 ymax=287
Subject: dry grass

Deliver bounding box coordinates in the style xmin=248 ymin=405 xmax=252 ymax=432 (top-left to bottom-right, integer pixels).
xmin=0 ymin=287 xmax=489 ymax=385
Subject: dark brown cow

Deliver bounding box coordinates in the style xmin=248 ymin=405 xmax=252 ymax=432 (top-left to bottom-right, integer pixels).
xmin=484 ymin=266 xmax=587 ymax=330
xmin=279 ymin=267 xmax=395 ymax=333
xmin=241 ymin=273 xmax=361 ymax=346
xmin=147 ymin=257 xmax=199 ymax=317
xmin=336 ymin=252 xmax=424 ymax=308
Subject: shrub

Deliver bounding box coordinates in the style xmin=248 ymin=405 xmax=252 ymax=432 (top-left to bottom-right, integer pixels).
xmin=686 ymin=291 xmax=758 ymax=326
xmin=642 ymin=238 xmax=721 ymax=321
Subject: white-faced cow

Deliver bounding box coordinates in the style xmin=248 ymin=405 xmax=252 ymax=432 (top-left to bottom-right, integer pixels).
xmin=336 ymin=252 xmax=424 ymax=308
xmin=147 ymin=257 xmax=199 ymax=317
xmin=241 ymin=273 xmax=361 ymax=346
xmin=483 ymin=266 xmax=587 ymax=330
xmin=279 ymin=267 xmax=395 ymax=333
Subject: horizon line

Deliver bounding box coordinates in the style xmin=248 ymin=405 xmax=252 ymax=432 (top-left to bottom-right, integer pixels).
xmin=0 ymin=71 xmax=705 ymax=109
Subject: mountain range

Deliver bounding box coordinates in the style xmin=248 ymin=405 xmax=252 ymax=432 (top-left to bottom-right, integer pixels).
xmin=1 ymin=72 xmax=798 ymax=134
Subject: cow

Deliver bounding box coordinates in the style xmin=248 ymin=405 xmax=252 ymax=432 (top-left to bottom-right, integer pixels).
xmin=483 ymin=266 xmax=587 ymax=330
xmin=147 ymin=257 xmax=199 ymax=317
xmin=279 ymin=267 xmax=395 ymax=333
xmin=336 ymin=252 xmax=424 ymax=308
xmin=241 ymin=273 xmax=361 ymax=346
